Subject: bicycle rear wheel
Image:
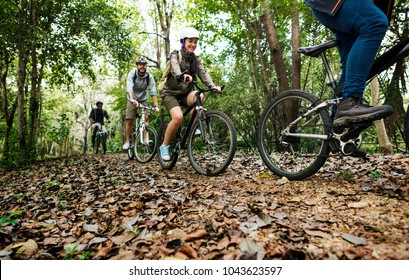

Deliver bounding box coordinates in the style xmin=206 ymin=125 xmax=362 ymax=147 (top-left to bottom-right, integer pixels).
xmin=256 ymin=90 xmax=331 ymax=180
xmin=187 ymin=110 xmax=237 ymax=176
xmin=135 ymin=126 xmax=158 ymax=163
xmin=157 ymin=121 xmax=179 ymax=170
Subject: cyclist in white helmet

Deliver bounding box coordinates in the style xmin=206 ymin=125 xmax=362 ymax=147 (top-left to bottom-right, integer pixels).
xmin=159 ymin=27 xmax=222 ymax=160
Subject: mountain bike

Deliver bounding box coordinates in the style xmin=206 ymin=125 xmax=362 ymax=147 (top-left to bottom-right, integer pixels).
xmin=92 ymin=123 xmax=108 ymax=154
xmin=256 ymin=38 xmax=409 ymax=180
xmin=157 ymin=81 xmax=237 ymax=176
xmin=127 ymin=104 xmax=158 ymax=163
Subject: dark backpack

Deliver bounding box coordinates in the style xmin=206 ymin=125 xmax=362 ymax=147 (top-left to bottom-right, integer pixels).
xmin=92 ymin=108 xmax=106 ymax=123
xmin=374 ymin=0 xmax=395 ymax=22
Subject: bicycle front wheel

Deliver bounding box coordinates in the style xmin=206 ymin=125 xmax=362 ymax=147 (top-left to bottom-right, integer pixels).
xmin=187 ymin=110 xmax=237 ymax=176
xmin=157 ymin=121 xmax=179 ymax=170
xmin=134 ymin=126 xmax=158 ymax=163
xmin=256 ymin=90 xmax=331 ymax=180
xmin=101 ymin=133 xmax=107 ymax=154
xmin=93 ymin=135 xmax=100 ymax=154
xmin=128 ymin=129 xmax=136 ymax=159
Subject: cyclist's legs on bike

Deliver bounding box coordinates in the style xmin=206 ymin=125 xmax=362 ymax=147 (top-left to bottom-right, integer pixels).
xmin=186 ymin=90 xmax=204 ymax=135
xmin=312 ymin=0 xmax=392 ymax=127
xmin=160 ymin=95 xmax=189 ymax=160
xmin=124 ymin=100 xmax=139 ymax=149
xmin=92 ymin=123 xmax=101 ymax=145
xmin=101 ymin=125 xmax=107 ymax=154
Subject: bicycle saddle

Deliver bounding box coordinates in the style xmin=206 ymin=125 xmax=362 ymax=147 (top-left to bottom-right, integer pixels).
xmin=298 ymin=40 xmax=339 ymax=57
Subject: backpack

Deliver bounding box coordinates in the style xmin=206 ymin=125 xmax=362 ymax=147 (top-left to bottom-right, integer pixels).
xmin=92 ymin=108 xmax=106 ymax=124
xmin=158 ymin=50 xmax=182 ymax=94
xmin=373 ymin=0 xmax=395 ymax=22
xmin=133 ymin=70 xmax=150 ymax=87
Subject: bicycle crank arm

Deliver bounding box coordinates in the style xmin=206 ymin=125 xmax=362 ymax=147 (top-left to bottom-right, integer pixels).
xmin=340 ymin=122 xmax=371 ymax=142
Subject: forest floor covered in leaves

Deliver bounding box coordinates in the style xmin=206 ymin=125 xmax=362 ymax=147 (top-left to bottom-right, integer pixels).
xmin=0 ymin=152 xmax=408 ymax=260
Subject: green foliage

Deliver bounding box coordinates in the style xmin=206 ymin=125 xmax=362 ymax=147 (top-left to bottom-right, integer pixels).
xmin=337 ymin=169 xmax=355 ymax=181
xmin=369 ymin=170 xmax=384 ymax=179
xmin=63 ymin=245 xmax=93 ymax=260
xmin=0 ymin=209 xmax=25 ymax=230
xmin=43 ymin=181 xmax=60 ymax=191
xmin=48 ymin=114 xmax=71 ymax=143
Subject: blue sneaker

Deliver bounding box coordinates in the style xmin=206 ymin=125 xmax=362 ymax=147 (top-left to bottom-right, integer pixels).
xmin=160 ymin=145 xmax=170 ymax=161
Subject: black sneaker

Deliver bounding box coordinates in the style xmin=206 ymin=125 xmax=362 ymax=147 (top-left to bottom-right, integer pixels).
xmin=333 ymin=97 xmax=393 ymax=127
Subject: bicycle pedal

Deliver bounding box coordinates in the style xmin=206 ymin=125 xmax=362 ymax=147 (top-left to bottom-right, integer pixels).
xmin=341 ymin=125 xmax=370 ymax=142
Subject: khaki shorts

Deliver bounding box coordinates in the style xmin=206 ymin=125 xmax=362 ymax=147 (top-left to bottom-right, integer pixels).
xmin=161 ymin=94 xmax=190 ymax=113
xmin=125 ymin=99 xmax=148 ymax=120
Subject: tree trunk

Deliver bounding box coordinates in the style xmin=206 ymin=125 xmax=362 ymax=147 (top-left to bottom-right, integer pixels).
xmin=291 ymin=3 xmax=301 ymax=90
xmin=28 ymin=0 xmax=40 ymax=160
xmin=370 ymin=77 xmax=393 ymax=154
xmin=260 ymin=0 xmax=289 ymax=93
xmin=254 ymin=21 xmax=272 ymax=96
xmin=1 ymin=54 xmax=18 ymax=164
xmin=155 ymin=0 xmax=174 ymax=61
xmin=17 ymin=0 xmax=29 ymax=159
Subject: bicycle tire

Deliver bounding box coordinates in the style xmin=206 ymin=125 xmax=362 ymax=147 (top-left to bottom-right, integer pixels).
xmin=187 ymin=110 xmax=237 ymax=176
xmin=157 ymin=121 xmax=179 ymax=170
xmin=404 ymin=107 xmax=409 ymax=151
xmin=93 ymin=135 xmax=100 ymax=154
xmin=135 ymin=125 xmax=158 ymax=163
xmin=127 ymin=131 xmax=136 ymax=160
xmin=101 ymin=133 xmax=107 ymax=154
xmin=256 ymin=90 xmax=332 ymax=180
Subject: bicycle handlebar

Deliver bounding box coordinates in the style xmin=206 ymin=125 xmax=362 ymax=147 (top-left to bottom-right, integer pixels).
xmin=177 ymin=71 xmax=224 ymax=93
xmin=138 ymin=103 xmax=156 ymax=112
xmin=192 ymin=80 xmax=224 ymax=93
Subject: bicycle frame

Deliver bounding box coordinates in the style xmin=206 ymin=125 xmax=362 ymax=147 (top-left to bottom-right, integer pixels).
xmin=173 ymin=84 xmax=215 ymax=150
xmin=256 ymin=37 xmax=408 ymax=180
xmin=136 ymin=105 xmax=152 ymax=144
xmin=282 ymin=98 xmax=339 ymax=141
xmin=317 ymin=37 xmax=409 ymax=96
xmin=294 ymin=37 xmax=409 ymax=137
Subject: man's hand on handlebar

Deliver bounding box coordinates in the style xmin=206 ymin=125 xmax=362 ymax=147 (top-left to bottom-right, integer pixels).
xmin=212 ymin=86 xmax=222 ymax=93
xmin=130 ymin=99 xmax=139 ymax=107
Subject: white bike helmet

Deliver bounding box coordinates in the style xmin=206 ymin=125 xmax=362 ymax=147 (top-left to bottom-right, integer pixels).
xmin=180 ymin=27 xmax=200 ymax=41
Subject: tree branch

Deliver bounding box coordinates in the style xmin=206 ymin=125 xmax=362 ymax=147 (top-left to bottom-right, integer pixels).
xmin=138 ymin=31 xmax=167 ymax=40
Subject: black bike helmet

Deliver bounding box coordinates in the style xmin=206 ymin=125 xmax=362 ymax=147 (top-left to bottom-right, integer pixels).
xmin=136 ymin=56 xmax=148 ymax=65
xmin=96 ymin=101 xmax=103 ymax=106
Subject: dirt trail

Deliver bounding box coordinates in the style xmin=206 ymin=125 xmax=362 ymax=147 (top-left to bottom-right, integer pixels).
xmin=0 ymin=152 xmax=408 ymax=259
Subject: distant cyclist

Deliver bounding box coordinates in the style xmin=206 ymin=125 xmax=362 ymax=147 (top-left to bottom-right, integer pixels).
xmin=123 ymin=56 xmax=160 ymax=150
xmin=89 ymin=101 xmax=111 ymax=147
xmin=304 ymin=0 xmax=394 ymax=127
